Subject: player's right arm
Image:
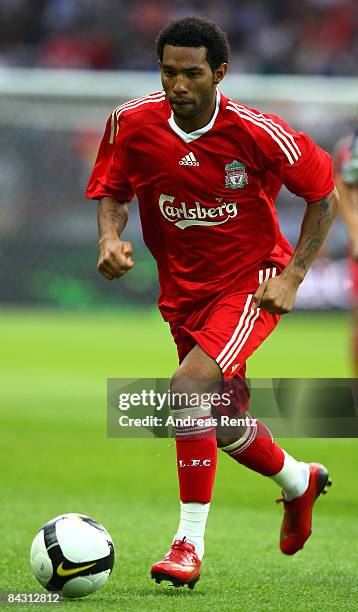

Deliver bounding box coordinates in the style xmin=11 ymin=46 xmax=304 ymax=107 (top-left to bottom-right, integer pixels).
xmin=97 ymin=197 xmax=134 ymax=280
xmin=86 ymin=110 xmax=135 ymax=280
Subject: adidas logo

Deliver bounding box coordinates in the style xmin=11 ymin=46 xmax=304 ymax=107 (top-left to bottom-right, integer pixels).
xmin=179 ymin=152 xmax=199 ymax=166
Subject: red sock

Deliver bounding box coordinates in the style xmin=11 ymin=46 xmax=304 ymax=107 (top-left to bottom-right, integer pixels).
xmin=222 ymin=418 xmax=284 ymax=476
xmin=175 ymin=415 xmax=217 ymax=503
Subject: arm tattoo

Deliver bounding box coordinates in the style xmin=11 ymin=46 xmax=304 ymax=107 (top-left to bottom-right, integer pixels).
xmin=102 ymin=199 xmax=128 ymax=227
xmin=98 ymin=197 xmax=129 ymax=240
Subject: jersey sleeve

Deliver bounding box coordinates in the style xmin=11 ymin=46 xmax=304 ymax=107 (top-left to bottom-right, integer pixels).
xmin=258 ymin=113 xmax=334 ymax=202
xmin=86 ymin=112 xmax=135 ymax=202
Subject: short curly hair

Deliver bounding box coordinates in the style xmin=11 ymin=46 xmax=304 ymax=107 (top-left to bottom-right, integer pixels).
xmin=156 ymin=16 xmax=230 ymax=72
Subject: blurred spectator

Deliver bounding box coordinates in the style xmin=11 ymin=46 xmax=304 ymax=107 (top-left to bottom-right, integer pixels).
xmin=0 ymin=0 xmax=357 ymax=74
xmin=38 ymin=29 xmax=116 ymax=69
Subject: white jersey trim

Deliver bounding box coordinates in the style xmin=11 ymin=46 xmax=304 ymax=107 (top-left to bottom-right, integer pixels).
xmin=116 ymin=94 xmax=165 ymax=119
xmin=168 ymin=90 xmax=221 ymax=143
xmin=109 ymin=91 xmax=166 ymax=143
xmin=229 ymin=100 xmax=301 ymax=159
xmin=226 ymin=102 xmax=301 ymax=165
xmin=114 ymin=91 xmax=164 ymax=114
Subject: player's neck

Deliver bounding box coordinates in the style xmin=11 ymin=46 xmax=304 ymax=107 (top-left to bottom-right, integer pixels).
xmin=173 ymin=91 xmax=217 ymax=134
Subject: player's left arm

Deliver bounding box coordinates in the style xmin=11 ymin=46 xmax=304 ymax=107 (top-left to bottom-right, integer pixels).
xmin=253 ymin=188 xmax=339 ymax=313
xmin=252 ymin=118 xmax=339 ymax=314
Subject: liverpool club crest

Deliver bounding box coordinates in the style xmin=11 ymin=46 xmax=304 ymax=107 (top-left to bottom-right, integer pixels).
xmin=225 ymin=160 xmax=248 ymax=190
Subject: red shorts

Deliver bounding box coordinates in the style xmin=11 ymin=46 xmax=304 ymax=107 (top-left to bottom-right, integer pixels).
xmin=170 ymin=265 xmax=280 ymax=377
xmin=170 ymin=265 xmax=281 ymax=403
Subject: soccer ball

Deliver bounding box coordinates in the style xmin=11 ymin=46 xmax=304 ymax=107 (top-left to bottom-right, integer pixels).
xmin=30 ymin=513 xmax=115 ymax=599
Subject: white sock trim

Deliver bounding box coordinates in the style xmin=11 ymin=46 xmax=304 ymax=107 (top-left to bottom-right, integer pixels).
xmin=174 ymin=501 xmax=210 ymax=560
xmin=271 ymin=451 xmax=310 ymax=501
xmin=220 ymin=426 xmax=251 ymax=452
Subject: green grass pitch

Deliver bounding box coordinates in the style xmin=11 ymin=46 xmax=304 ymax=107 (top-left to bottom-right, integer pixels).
xmin=0 ymin=308 xmax=357 ymax=611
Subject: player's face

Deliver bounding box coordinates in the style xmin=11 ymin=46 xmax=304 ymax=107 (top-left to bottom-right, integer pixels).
xmin=160 ymin=45 xmax=227 ymax=130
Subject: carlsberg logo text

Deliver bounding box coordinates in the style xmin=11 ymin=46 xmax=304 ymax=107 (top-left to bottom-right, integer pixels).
xmin=159 ymin=194 xmax=238 ymax=229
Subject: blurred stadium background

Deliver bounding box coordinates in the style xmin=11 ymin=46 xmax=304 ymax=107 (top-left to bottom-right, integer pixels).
xmin=0 ymin=0 xmax=357 ymax=309
xmin=1 ymin=2 xmax=358 ymax=609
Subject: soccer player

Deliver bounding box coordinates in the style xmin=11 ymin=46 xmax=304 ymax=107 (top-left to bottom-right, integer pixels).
xmin=87 ymin=17 xmax=337 ymax=589
xmin=333 ymin=130 xmax=358 ymax=373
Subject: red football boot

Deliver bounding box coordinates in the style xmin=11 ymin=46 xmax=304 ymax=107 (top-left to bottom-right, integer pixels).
xmin=278 ymin=463 xmax=332 ymax=555
xmin=151 ymin=537 xmax=201 ymax=589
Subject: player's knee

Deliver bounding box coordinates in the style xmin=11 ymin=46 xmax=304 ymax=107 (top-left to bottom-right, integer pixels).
xmin=170 ymin=365 xmax=198 ymax=411
xmin=170 ymin=364 xmax=219 ymax=412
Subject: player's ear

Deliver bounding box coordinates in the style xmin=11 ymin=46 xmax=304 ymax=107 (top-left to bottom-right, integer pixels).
xmin=214 ymin=63 xmax=228 ymax=85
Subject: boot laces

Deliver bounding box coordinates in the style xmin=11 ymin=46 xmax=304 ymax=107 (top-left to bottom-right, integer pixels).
xmin=172 ymin=537 xmax=189 ymax=551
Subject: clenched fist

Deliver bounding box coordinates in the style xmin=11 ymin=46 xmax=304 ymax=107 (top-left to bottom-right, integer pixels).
xmin=97 ymin=237 xmax=134 ymax=280
xmin=252 ymin=274 xmax=300 ymax=314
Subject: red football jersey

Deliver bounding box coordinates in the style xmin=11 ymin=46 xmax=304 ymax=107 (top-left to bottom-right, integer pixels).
xmin=87 ymin=90 xmax=334 ymax=321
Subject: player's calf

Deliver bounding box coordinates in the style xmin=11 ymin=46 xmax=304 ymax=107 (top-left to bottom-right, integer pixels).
xmin=151 ymin=346 xmax=221 ymax=587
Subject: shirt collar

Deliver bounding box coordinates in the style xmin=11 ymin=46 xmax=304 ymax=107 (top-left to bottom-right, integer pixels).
xmin=168 ymin=89 xmax=221 ymax=143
